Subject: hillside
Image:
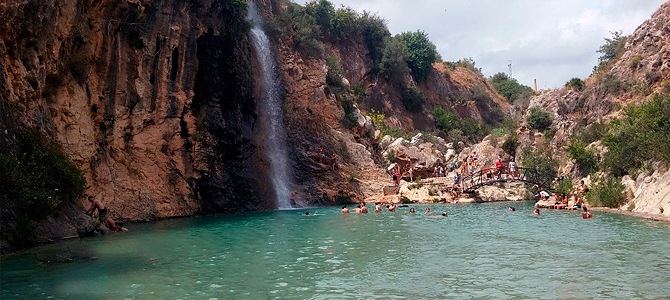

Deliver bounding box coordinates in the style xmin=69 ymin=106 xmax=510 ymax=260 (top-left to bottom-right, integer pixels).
xmin=516 ymin=1 xmax=670 ymax=216
xmin=0 ymin=0 xmax=509 ymax=252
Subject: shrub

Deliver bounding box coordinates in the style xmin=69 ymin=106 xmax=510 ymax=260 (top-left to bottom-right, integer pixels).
xmin=565 ymin=141 xmax=597 ymax=173
xmin=629 ymin=55 xmax=642 ymax=70
xmin=359 ymin=12 xmax=390 ymax=71
xmin=600 ymin=74 xmax=626 ymax=95
xmin=489 ymin=72 xmax=535 ymax=103
xmin=601 ymin=93 xmax=670 ymax=176
xmin=593 ymin=31 xmax=627 ymax=73
xmin=573 ymin=121 xmax=608 ymax=144
xmin=325 ymin=55 xmax=345 ymax=93
xmin=399 ymin=196 xmax=412 ymax=204
xmin=520 ymin=146 xmax=558 ymax=181
xmin=555 ymin=174 xmax=574 ymax=196
xmin=565 ymin=77 xmax=585 ymax=91
xmin=586 ymin=175 xmax=626 ymax=208
xmin=431 ymin=107 xmax=460 ymax=132
xmin=330 ymin=6 xmax=361 ymax=42
xmin=0 ymin=128 xmax=86 ymax=246
xmin=526 ymin=106 xmax=552 ymax=130
xmin=378 ymin=36 xmax=410 ymax=85
xmin=454 ymin=57 xmax=481 ymax=74
xmin=398 ymin=30 xmax=438 ymax=82
xmin=400 ymin=86 xmax=426 ymax=112
xmin=502 ymin=134 xmax=518 ymax=157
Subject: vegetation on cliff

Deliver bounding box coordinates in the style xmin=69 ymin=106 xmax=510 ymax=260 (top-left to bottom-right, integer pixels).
xmin=0 ymin=124 xmax=85 ymax=248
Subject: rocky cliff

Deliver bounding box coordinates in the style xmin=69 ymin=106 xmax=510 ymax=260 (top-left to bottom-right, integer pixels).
xmin=516 ymin=2 xmax=670 ymax=217
xmin=0 ymin=0 xmax=510 ymax=251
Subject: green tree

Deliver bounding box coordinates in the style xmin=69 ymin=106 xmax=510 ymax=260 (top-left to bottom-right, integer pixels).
xmin=379 ymin=36 xmax=410 ymax=85
xmin=597 ymin=31 xmax=626 ymax=64
xmin=489 ymin=72 xmax=534 ymax=103
xmin=502 ymin=134 xmax=518 ymax=157
xmin=431 ymin=107 xmax=460 ymax=132
xmin=359 ymin=12 xmax=390 ymax=72
xmin=586 ymin=175 xmax=626 ymax=208
xmin=565 ymin=77 xmax=585 ymax=91
xmin=565 ymin=140 xmax=597 ymax=173
xmin=304 ymin=0 xmax=335 ymax=33
xmin=398 ymin=31 xmax=439 ymax=82
xmin=526 ymin=106 xmax=552 ymax=130
xmin=400 ymin=86 xmax=427 ymax=112
xmin=330 ymin=6 xmax=360 ymax=42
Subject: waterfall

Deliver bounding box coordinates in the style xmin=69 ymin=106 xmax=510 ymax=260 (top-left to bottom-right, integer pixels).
xmin=246 ymin=0 xmax=293 ymax=209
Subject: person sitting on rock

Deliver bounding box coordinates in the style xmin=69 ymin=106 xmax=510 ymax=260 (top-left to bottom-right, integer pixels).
xmin=86 ymin=196 xmax=128 ymax=232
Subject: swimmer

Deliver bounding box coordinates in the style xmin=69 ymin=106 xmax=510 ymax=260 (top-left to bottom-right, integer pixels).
xmin=580 ymin=206 xmax=593 ymax=219
xmin=341 ymin=205 xmax=349 ymax=214
xmin=425 ymin=208 xmax=431 ymax=213
xmin=305 ymin=212 xmax=310 ymax=216
xmin=508 ymin=206 xmax=516 ymax=211
xmin=360 ymin=202 xmax=368 ymax=214
xmin=388 ymin=203 xmax=397 ymax=212
xmin=409 ymin=208 xmax=415 ymax=213
xmin=374 ymin=203 xmax=382 ymax=213
xmin=533 ymin=208 xmax=541 ymax=215
xmin=442 ymin=212 xmax=448 ymax=217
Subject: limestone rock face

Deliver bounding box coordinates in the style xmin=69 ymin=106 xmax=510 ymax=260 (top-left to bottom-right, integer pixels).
xmin=620 ymin=167 xmax=670 ymax=216
xmin=475 ymin=182 xmax=530 ymax=202
xmin=0 ymin=0 xmax=274 ymax=228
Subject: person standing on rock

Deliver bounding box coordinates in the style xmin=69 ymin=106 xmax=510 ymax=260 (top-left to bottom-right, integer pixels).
xmin=331 ymin=153 xmax=339 ymax=171
xmin=408 ymin=167 xmax=414 ymax=182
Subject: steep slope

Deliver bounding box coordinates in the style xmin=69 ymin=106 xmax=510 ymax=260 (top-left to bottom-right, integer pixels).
xmin=517 ymin=1 xmax=670 ymax=216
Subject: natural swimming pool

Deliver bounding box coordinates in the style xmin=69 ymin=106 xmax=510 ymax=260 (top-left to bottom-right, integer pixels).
xmin=2 ymin=201 xmax=670 ymax=299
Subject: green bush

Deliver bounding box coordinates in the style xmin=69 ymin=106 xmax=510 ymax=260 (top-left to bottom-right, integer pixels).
xmin=0 ymin=128 xmax=86 ymax=245
xmin=526 ymin=106 xmax=552 ymax=130
xmin=379 ymin=36 xmax=410 ymax=85
xmin=593 ymin=31 xmax=627 ymax=73
xmin=489 ymin=72 xmax=534 ymax=103
xmin=304 ymin=0 xmax=335 ymax=33
xmin=600 ymin=74 xmax=626 ymax=95
xmin=573 ymin=121 xmax=608 ymax=144
xmin=565 ymin=77 xmax=585 ymax=91
xmin=400 ymin=86 xmax=427 ymax=112
xmin=565 ymin=141 xmax=597 ymax=173
xmin=330 ymin=6 xmax=361 ymax=42
xmin=586 ymin=175 xmax=626 ymax=208
xmin=502 ymin=134 xmax=518 ymax=157
xmin=431 ymin=107 xmax=460 ymax=132
xmin=359 ymin=12 xmax=390 ymax=72
xmin=629 ymin=55 xmax=642 ymax=70
xmin=398 ymin=30 xmax=438 ymax=82
xmin=602 ymin=93 xmax=670 ymax=176
xmin=555 ymin=174 xmax=574 ymax=196
xmin=325 ymin=55 xmax=345 ymax=93
xmin=520 ymin=146 xmax=558 ymax=181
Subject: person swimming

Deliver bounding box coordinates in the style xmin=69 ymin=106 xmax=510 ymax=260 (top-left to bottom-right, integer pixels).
xmin=360 ymin=202 xmax=368 ymax=213
xmin=580 ymin=206 xmax=593 ymax=219
xmin=425 ymin=208 xmax=431 ymax=213
xmin=441 ymin=212 xmax=448 ymax=217
xmin=341 ymin=205 xmax=350 ymax=214
xmin=374 ymin=203 xmax=382 ymax=213
xmin=508 ymin=206 xmax=516 ymax=211
xmin=409 ymin=208 xmax=415 ymax=213
xmin=533 ymin=208 xmax=541 ymax=215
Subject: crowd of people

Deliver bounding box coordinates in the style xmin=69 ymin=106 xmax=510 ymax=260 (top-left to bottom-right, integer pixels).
xmin=335 ymin=202 xmax=592 ymax=219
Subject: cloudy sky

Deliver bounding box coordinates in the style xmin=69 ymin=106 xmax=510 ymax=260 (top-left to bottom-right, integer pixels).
xmin=294 ymin=0 xmax=667 ymax=89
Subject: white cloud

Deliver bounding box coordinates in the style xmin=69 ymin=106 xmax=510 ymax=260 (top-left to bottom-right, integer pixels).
xmin=292 ymin=0 xmax=666 ymax=88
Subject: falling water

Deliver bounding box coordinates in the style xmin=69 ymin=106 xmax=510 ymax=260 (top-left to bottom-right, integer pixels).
xmin=246 ymin=0 xmax=292 ymax=209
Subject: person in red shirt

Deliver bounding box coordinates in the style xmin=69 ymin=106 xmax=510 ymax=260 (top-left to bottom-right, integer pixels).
xmin=495 ymin=157 xmax=503 ymax=179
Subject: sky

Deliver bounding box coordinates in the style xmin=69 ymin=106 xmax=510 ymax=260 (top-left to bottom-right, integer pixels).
xmin=294 ymin=0 xmax=667 ymax=89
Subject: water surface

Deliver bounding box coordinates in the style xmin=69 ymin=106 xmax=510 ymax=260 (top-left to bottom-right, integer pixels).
xmin=2 ymin=202 xmax=670 ymax=299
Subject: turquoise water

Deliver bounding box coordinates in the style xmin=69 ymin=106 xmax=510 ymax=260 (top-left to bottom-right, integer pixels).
xmin=2 ymin=201 xmax=670 ymax=299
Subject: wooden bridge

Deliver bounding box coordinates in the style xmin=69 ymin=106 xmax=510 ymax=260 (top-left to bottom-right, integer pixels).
xmin=460 ymin=167 xmax=555 ymax=194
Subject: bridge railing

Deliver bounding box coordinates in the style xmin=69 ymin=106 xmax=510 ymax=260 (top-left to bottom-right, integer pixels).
xmin=460 ymin=166 xmax=555 ymax=193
